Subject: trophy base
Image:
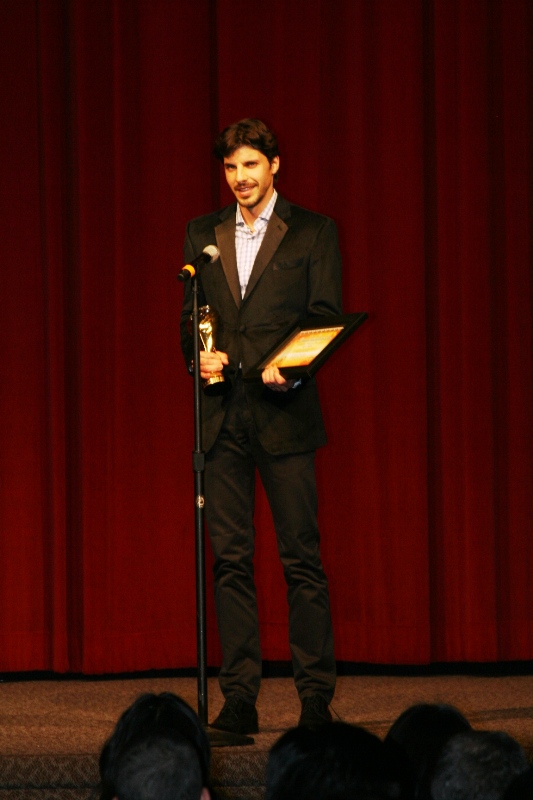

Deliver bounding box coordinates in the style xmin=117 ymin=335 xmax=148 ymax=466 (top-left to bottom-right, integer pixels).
xmin=203 ymin=376 xmax=227 ymax=397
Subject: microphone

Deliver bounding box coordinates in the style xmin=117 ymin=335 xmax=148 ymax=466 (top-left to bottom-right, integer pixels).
xmin=177 ymin=245 xmax=220 ymax=282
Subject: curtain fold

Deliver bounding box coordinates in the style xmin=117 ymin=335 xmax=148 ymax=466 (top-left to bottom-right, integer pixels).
xmin=0 ymin=0 xmax=531 ymax=673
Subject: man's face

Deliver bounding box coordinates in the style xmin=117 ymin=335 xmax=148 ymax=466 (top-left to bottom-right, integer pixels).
xmin=223 ymin=146 xmax=279 ymax=215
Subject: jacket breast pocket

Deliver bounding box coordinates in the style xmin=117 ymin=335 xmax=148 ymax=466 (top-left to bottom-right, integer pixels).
xmin=272 ymin=257 xmax=306 ymax=271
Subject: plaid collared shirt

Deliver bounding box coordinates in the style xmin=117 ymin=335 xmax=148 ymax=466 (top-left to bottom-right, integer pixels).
xmin=235 ymin=190 xmax=278 ymax=298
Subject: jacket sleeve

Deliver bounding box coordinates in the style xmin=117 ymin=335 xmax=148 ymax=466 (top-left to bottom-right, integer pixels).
xmin=306 ymin=216 xmax=343 ymax=318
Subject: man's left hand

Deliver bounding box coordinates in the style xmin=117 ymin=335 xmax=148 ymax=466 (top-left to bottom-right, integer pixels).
xmin=262 ymin=366 xmax=296 ymax=392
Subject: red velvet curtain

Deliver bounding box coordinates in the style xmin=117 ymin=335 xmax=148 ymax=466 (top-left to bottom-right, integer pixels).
xmin=1 ymin=0 xmax=531 ymax=673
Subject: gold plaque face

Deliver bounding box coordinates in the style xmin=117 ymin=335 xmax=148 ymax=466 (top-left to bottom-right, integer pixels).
xmin=264 ymin=327 xmax=343 ymax=369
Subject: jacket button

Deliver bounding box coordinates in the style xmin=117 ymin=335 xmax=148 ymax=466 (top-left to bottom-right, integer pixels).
xmin=239 ymin=324 xmax=246 ymax=333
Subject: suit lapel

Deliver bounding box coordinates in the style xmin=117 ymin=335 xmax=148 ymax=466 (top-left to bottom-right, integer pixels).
xmin=214 ymin=196 xmax=291 ymax=307
xmin=242 ymin=210 xmax=288 ymax=302
xmin=215 ymin=213 xmax=241 ymax=308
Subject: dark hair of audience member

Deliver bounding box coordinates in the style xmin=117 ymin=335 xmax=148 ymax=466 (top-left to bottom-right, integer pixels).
xmin=97 ymin=692 xmax=211 ymax=800
xmin=113 ymin=734 xmax=209 ymax=800
xmin=503 ymin=765 xmax=533 ymax=800
xmin=430 ymin=729 xmax=530 ymax=800
xmin=265 ymin=721 xmax=403 ymax=800
xmin=383 ymin=702 xmax=471 ymax=800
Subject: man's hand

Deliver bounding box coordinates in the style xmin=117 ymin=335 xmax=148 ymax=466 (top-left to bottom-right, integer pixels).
xmin=262 ymin=366 xmax=296 ymax=392
xmin=200 ymin=350 xmax=229 ymax=381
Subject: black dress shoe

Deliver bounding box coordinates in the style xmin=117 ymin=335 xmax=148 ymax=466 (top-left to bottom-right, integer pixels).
xmin=298 ymin=695 xmax=332 ymax=729
xmin=210 ymin=694 xmax=259 ymax=735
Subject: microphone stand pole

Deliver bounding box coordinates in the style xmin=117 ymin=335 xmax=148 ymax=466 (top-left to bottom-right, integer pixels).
xmin=188 ymin=272 xmax=254 ymax=746
xmin=190 ymin=271 xmax=208 ymax=725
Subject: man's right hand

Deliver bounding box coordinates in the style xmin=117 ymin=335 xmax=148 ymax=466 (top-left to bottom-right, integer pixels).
xmin=199 ymin=350 xmax=229 ymax=381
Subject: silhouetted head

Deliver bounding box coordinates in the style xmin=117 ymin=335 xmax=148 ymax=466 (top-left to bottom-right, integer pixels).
xmin=503 ymin=765 xmax=533 ymax=800
xmin=98 ymin=693 xmax=210 ymax=800
xmin=266 ymin=721 xmax=403 ymax=800
xmin=384 ymin=703 xmax=471 ymax=799
xmin=113 ymin=734 xmax=210 ymax=800
xmin=430 ymin=729 xmax=529 ymax=800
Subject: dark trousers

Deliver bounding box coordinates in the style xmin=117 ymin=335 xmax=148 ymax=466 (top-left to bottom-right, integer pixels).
xmin=204 ymin=379 xmax=336 ymax=703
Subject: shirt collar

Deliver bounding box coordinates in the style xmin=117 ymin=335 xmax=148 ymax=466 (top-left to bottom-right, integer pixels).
xmin=236 ymin=189 xmax=278 ymax=228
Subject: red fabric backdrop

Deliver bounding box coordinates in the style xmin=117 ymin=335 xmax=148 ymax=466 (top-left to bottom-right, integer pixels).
xmin=0 ymin=0 xmax=531 ymax=673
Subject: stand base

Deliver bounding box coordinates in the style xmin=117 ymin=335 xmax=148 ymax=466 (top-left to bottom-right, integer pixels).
xmin=206 ymin=726 xmax=255 ymax=747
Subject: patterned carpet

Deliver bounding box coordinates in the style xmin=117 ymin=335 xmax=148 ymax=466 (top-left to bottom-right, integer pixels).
xmin=0 ymin=672 xmax=532 ymax=799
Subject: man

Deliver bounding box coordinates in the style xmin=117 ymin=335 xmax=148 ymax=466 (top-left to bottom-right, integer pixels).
xmin=430 ymin=730 xmax=530 ymax=800
xmin=265 ymin=723 xmax=404 ymax=800
xmin=180 ymin=119 xmax=342 ymax=734
xmin=113 ymin=736 xmax=210 ymax=800
xmin=98 ymin=693 xmax=212 ymax=800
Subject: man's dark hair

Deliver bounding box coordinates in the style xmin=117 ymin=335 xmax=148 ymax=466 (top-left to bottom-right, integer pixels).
xmin=213 ymin=118 xmax=279 ymax=163
xmin=430 ymin=730 xmax=530 ymax=800
xmin=266 ymin=722 xmax=402 ymax=800
xmin=114 ymin=735 xmax=204 ymax=800
xmin=384 ymin=702 xmax=471 ymax=799
xmin=503 ymin=766 xmax=533 ymax=800
xmin=98 ymin=693 xmax=210 ymax=800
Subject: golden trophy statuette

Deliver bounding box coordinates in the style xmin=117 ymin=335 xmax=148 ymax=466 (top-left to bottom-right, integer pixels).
xmin=197 ymin=305 xmax=226 ymax=396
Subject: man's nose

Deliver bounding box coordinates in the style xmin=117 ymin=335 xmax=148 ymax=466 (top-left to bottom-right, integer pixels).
xmin=236 ymin=164 xmax=247 ymax=182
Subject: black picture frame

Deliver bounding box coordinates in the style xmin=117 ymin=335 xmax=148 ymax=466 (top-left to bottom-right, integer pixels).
xmin=243 ymin=312 xmax=368 ymax=381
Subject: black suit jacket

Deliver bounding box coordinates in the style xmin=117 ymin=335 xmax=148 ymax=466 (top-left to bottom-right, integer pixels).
xmin=180 ymin=194 xmax=343 ymax=455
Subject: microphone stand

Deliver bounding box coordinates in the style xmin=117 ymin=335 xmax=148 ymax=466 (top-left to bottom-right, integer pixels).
xmin=187 ymin=270 xmax=254 ymax=747
xmin=190 ymin=271 xmax=208 ymax=725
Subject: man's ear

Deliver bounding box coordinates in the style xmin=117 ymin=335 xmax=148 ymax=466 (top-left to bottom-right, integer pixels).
xmin=200 ymin=788 xmax=211 ymax=800
xmin=271 ymin=155 xmax=280 ymax=175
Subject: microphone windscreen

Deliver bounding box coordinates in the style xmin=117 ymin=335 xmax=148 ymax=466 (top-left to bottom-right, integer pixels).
xmin=203 ymin=244 xmax=220 ymax=263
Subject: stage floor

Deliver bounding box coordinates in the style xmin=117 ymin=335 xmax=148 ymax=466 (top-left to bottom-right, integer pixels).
xmin=1 ymin=673 xmax=532 ymax=798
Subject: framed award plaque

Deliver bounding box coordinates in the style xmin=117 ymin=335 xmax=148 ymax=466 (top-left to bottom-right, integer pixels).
xmin=243 ymin=312 xmax=368 ymax=381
